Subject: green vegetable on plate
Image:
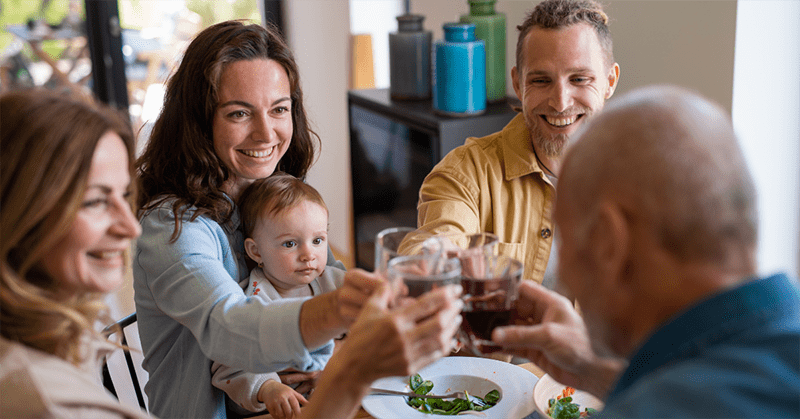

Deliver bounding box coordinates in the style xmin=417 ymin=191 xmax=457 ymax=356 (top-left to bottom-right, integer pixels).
xmin=405 ymin=373 xmax=500 ymax=415
xmin=547 ymin=396 xmax=598 ymax=419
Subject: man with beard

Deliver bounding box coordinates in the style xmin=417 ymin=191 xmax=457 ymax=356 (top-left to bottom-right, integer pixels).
xmin=493 ymin=85 xmax=800 ymax=417
xmin=412 ymin=0 xmax=620 ymax=285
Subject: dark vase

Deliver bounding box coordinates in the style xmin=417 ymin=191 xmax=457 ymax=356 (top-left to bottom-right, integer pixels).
xmin=389 ymin=14 xmax=432 ymax=100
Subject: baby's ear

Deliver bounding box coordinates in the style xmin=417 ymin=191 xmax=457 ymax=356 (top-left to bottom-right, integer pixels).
xmin=244 ymin=238 xmax=262 ymax=264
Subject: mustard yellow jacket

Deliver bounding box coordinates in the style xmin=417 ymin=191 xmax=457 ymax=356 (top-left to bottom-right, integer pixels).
xmin=414 ymin=113 xmax=555 ymax=282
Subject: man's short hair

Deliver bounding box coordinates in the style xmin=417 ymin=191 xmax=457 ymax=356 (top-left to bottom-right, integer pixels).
xmin=516 ymin=0 xmax=614 ymax=71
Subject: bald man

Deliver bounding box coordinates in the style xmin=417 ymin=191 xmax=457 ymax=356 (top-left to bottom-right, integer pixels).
xmin=493 ymin=85 xmax=800 ymax=417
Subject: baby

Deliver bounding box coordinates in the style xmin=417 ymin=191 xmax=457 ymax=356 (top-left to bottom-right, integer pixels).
xmin=211 ymin=173 xmax=345 ymax=419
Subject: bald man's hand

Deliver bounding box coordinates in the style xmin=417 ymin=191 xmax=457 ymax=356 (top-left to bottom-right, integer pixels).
xmin=492 ymin=281 xmax=624 ymax=398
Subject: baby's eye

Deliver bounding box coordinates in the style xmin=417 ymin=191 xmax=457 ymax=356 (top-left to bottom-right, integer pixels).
xmin=282 ymin=241 xmax=297 ymax=248
xmin=312 ymin=237 xmax=324 ymax=245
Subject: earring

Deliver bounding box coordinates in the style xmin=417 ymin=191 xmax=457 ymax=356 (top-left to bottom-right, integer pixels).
xmin=258 ymin=262 xmax=263 ymax=268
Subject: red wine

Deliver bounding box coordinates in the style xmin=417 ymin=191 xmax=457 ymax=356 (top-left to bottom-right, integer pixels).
xmin=404 ymin=277 xmax=448 ymax=298
xmin=462 ymin=309 xmax=512 ymax=342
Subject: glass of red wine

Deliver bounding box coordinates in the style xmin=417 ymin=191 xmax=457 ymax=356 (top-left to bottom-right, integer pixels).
xmin=457 ymin=254 xmax=523 ymax=356
xmin=386 ymin=254 xmax=462 ymax=299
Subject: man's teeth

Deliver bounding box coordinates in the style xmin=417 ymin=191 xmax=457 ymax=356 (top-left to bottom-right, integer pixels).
xmin=546 ymin=115 xmax=578 ymax=127
xmin=241 ymin=147 xmax=274 ymax=158
xmin=92 ymin=251 xmax=123 ymax=259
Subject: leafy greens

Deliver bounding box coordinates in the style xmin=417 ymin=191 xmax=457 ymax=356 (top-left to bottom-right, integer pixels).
xmin=547 ymin=396 xmax=599 ymax=419
xmin=405 ymin=373 xmax=501 ymax=415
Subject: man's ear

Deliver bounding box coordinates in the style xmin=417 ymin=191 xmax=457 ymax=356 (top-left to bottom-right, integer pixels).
xmin=605 ymin=62 xmax=620 ymax=99
xmin=591 ymin=201 xmax=633 ymax=306
xmin=244 ymin=238 xmax=262 ymax=265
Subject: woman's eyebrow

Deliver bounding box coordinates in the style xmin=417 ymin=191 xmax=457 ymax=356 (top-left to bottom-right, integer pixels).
xmin=218 ymin=97 xmax=291 ymax=108
xmin=218 ymin=100 xmax=253 ymax=108
xmin=84 ymin=184 xmax=113 ymax=194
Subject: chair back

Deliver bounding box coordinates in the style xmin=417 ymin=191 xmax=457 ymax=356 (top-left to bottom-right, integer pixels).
xmin=102 ymin=313 xmax=149 ymax=411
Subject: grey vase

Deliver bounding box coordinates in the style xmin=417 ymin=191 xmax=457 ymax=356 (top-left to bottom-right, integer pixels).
xmin=389 ymin=14 xmax=432 ymax=100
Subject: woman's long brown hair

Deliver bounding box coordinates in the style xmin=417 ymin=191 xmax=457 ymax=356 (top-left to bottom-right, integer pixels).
xmin=136 ymin=20 xmax=320 ymax=241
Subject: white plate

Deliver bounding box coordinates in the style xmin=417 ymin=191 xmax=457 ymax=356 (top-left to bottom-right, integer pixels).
xmin=362 ymin=357 xmax=539 ymax=418
xmin=532 ymin=373 xmax=604 ymax=418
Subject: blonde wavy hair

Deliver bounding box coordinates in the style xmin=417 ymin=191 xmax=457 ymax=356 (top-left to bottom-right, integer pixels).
xmin=1 ymin=89 xmax=136 ymax=365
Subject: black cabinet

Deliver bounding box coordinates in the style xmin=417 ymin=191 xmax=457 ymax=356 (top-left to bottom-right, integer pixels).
xmin=348 ymin=88 xmax=519 ymax=270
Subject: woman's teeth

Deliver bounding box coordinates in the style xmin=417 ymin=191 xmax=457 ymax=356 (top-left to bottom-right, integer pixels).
xmin=241 ymin=147 xmax=274 ymax=158
xmin=545 ymin=115 xmax=578 ymax=127
xmin=90 ymin=250 xmax=123 ymax=260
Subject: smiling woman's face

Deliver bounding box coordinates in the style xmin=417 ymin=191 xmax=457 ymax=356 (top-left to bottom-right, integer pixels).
xmin=42 ymin=131 xmax=141 ymax=296
xmin=212 ymin=59 xmax=294 ymax=199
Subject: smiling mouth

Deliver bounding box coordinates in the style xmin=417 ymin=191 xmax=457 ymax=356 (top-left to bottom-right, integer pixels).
xmin=240 ymin=146 xmax=276 ymax=158
xmin=88 ymin=250 xmax=124 ymax=260
xmin=542 ymin=115 xmax=581 ymax=127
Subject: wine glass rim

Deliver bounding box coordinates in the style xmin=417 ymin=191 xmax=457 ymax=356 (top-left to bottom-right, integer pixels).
xmin=376 ymin=226 xmax=416 ymax=240
xmin=386 ymin=255 xmax=462 ymax=280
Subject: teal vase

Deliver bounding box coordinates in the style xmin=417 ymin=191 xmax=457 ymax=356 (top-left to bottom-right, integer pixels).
xmin=460 ymin=0 xmax=506 ymax=102
xmin=433 ymin=23 xmax=486 ymax=116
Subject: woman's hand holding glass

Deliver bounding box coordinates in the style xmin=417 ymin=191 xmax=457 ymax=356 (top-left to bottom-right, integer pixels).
xmin=301 ymin=281 xmax=463 ymax=419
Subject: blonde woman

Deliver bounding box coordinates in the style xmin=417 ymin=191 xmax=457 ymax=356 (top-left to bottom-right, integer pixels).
xmin=0 ymin=89 xmax=149 ymax=418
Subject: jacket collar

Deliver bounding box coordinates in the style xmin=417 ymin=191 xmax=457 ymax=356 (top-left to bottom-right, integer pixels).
xmin=502 ymin=113 xmax=548 ymax=182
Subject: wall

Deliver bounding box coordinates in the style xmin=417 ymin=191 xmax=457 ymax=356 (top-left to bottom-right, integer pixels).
xmin=284 ymin=0 xmax=354 ymax=266
xmin=350 ymin=0 xmax=404 ymax=89
xmin=732 ymin=0 xmax=800 ymax=278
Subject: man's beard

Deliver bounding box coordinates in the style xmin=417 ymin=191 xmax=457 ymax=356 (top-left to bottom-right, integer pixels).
xmin=532 ymin=126 xmax=568 ymax=158
xmin=526 ymin=107 xmax=594 ymax=158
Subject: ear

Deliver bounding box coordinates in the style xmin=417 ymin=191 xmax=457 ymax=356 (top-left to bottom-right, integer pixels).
xmin=511 ymin=65 xmax=522 ymax=101
xmin=591 ymin=202 xmax=633 ymax=306
xmin=244 ymin=237 xmax=262 ymax=265
xmin=605 ymin=62 xmax=620 ymax=99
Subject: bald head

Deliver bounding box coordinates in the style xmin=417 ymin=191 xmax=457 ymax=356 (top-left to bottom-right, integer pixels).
xmin=561 ymin=85 xmax=758 ymax=268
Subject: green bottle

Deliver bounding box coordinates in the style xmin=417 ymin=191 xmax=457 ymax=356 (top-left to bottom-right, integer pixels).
xmin=460 ymin=0 xmax=506 ymax=102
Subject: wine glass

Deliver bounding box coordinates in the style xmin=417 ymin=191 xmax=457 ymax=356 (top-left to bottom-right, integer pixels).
xmin=438 ymin=232 xmax=499 ymax=278
xmin=374 ymin=227 xmax=416 ymax=277
xmin=375 ymin=227 xmax=443 ymax=277
xmin=458 ymin=254 xmax=523 ymax=356
xmin=386 ymin=254 xmax=462 ymax=298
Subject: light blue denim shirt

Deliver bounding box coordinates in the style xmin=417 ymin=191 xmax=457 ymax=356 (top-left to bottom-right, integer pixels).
xmin=133 ymin=200 xmax=341 ymax=419
xmin=599 ymin=273 xmax=800 ymax=418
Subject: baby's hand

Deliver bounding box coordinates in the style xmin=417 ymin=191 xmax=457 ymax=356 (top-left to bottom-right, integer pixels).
xmin=257 ymin=379 xmax=308 ymax=419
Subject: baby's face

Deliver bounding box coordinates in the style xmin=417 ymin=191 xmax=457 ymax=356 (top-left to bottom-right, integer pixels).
xmin=250 ymin=200 xmax=329 ymax=292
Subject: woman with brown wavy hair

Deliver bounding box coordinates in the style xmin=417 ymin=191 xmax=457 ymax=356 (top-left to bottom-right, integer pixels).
xmin=132 ymin=20 xmax=459 ymax=419
xmin=0 ymin=89 xmax=149 ymax=418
